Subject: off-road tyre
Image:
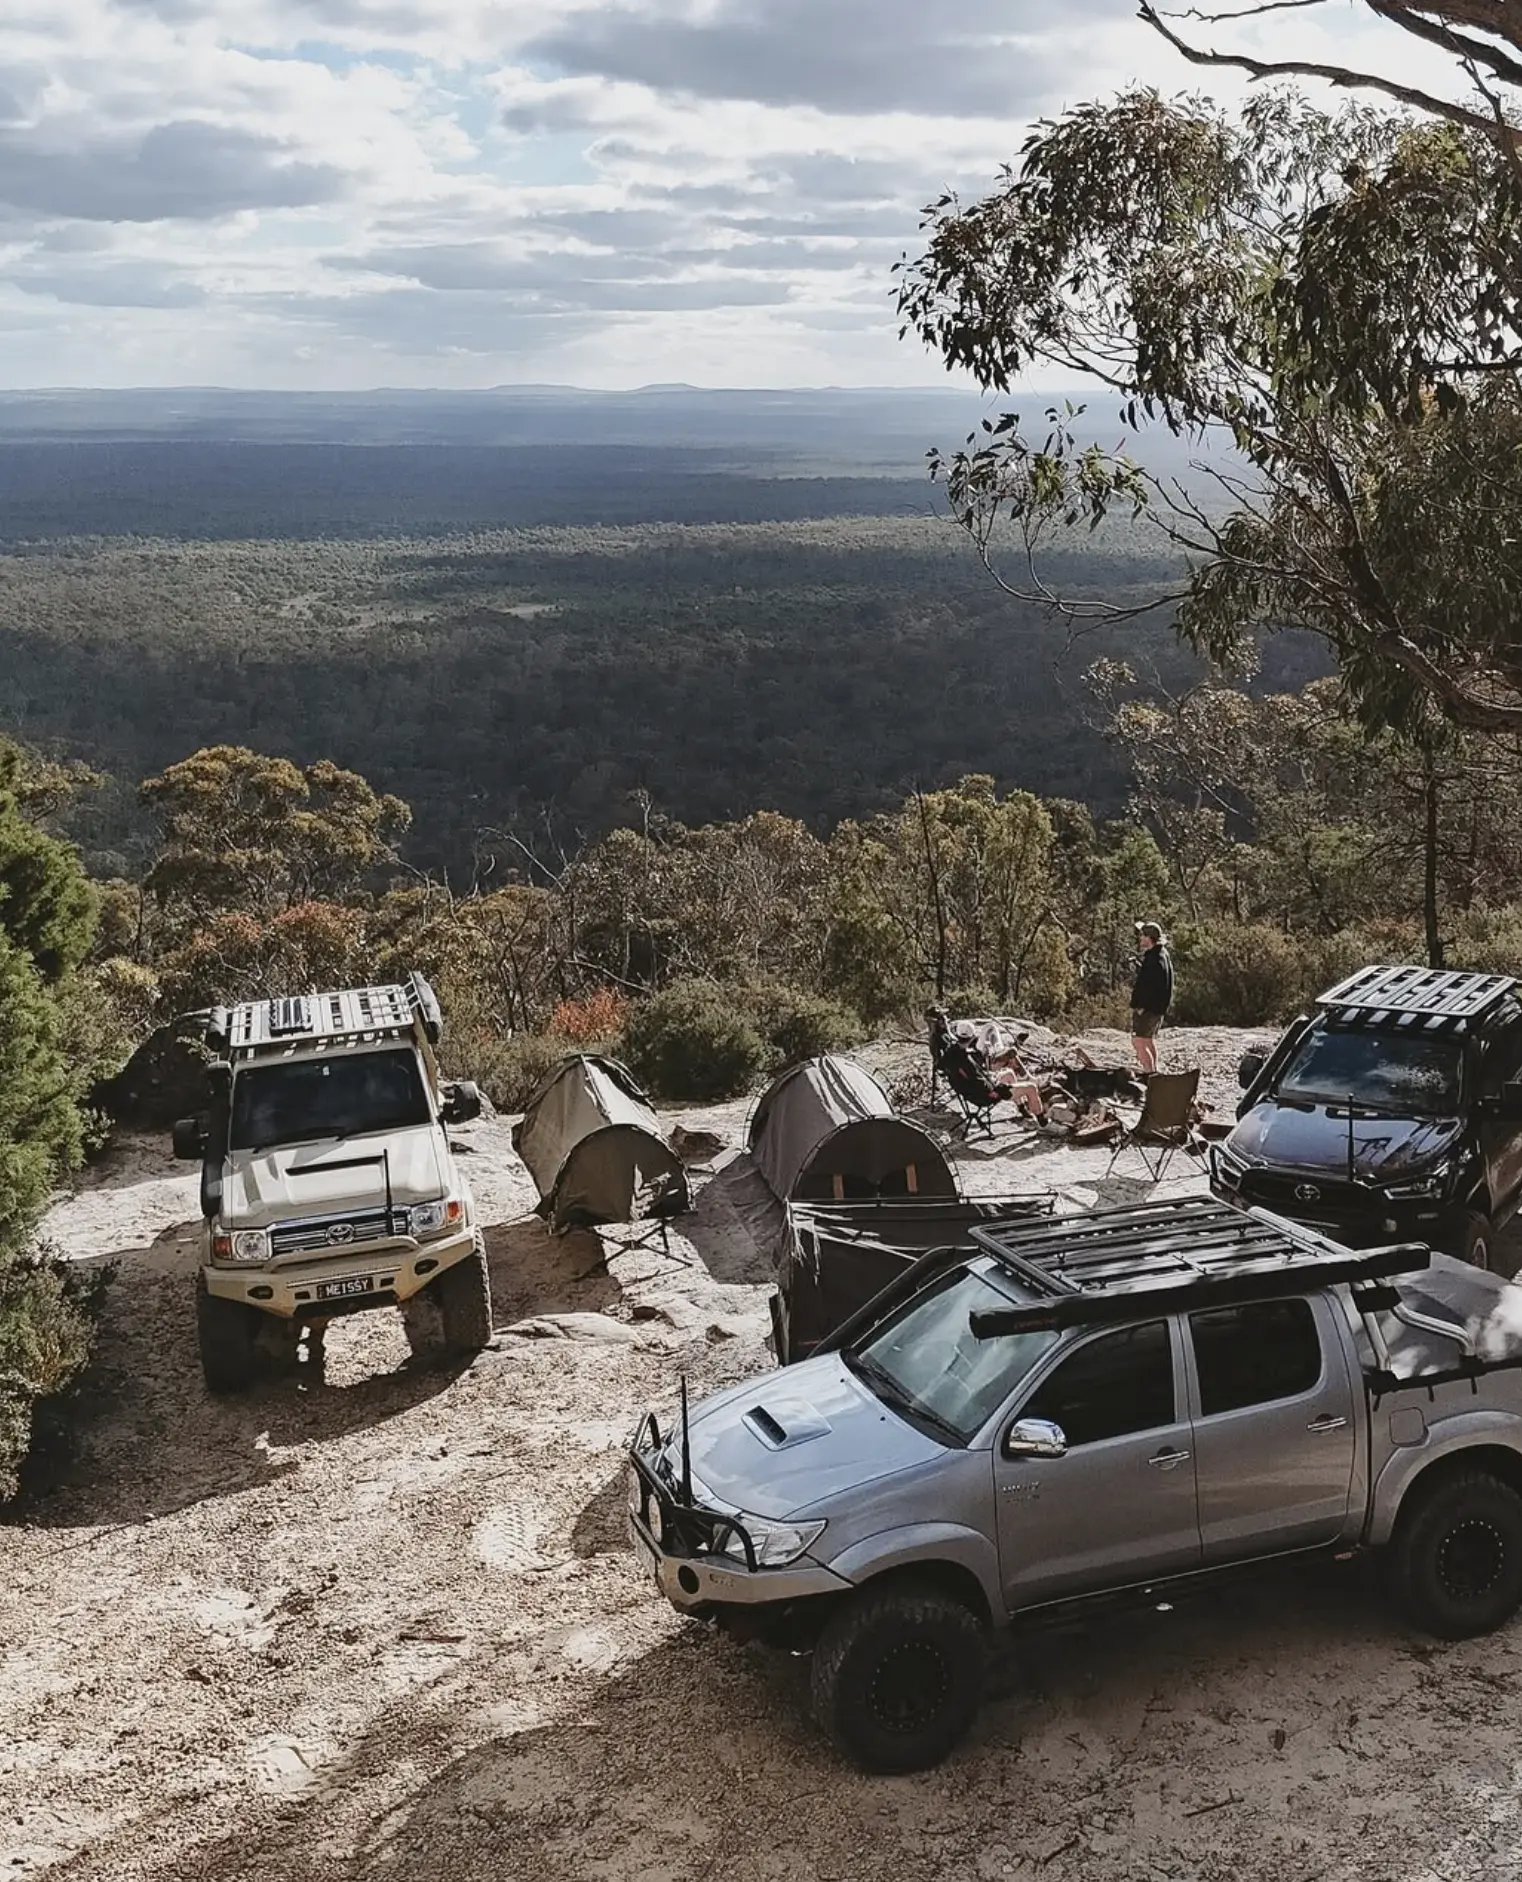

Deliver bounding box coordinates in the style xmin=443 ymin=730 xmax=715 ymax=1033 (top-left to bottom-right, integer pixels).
xmin=1387 ymin=1468 xmax=1522 ymax=1639
xmin=809 ymin=1580 xmax=986 ymax=1773
xmin=407 ymin=1237 xmax=491 ymax=1361
xmin=1453 ymin=1210 xmax=1496 ymax=1273
xmin=196 ymin=1275 xmax=262 ymax=1394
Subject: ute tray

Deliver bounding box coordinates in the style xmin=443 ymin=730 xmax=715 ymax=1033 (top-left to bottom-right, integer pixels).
xmin=966 ymin=1197 xmax=1428 ymax=1337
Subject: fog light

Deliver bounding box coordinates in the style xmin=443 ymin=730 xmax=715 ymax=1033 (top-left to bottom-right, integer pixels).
xmin=415 ymin=1258 xmax=438 ymax=1276
xmin=249 ymin=1285 xmax=274 ymax=1301
xmin=677 ymin=1566 xmax=700 ymax=1595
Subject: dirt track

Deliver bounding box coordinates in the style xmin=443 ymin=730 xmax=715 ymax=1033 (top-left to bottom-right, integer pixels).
xmin=10 ymin=1028 xmax=1522 ymax=1882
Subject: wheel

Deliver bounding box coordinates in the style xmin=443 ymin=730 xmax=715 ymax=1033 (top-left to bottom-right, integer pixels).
xmin=196 ymin=1275 xmax=262 ymax=1394
xmin=1386 ymin=1468 xmax=1522 ymax=1638
xmin=1454 ymin=1210 xmax=1495 ymax=1272
xmin=407 ymin=1238 xmax=491 ymax=1360
xmin=809 ymin=1580 xmax=986 ymax=1773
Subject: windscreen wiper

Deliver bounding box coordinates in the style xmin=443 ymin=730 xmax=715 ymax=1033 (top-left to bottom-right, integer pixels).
xmin=844 ymin=1351 xmax=963 ymax=1445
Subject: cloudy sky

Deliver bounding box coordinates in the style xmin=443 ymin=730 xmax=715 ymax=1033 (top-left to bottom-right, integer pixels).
xmin=0 ymin=0 xmax=1435 ymax=388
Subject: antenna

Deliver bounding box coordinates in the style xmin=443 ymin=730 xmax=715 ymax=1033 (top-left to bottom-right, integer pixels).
xmin=1347 ymin=1092 xmax=1356 ymax=1186
xmin=383 ymin=1145 xmax=395 ymax=1233
xmin=679 ymin=1374 xmax=693 ymax=1505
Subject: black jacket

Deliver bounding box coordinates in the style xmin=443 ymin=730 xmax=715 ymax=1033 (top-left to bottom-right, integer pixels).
xmin=1131 ymin=946 xmax=1174 ymax=1015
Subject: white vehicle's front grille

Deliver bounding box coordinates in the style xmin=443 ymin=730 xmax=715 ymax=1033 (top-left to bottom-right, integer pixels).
xmin=269 ymin=1208 xmax=406 ymax=1256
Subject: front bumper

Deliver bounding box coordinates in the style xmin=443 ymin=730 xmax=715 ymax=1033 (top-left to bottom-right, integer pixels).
xmin=202 ymin=1226 xmax=478 ymax=1317
xmin=627 ymin=1428 xmax=850 ymax=1613
xmin=1208 ymin=1149 xmax=1459 ymax=1247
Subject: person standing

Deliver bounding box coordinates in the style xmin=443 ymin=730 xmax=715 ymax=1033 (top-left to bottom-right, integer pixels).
xmin=1130 ymin=920 xmax=1174 ymax=1076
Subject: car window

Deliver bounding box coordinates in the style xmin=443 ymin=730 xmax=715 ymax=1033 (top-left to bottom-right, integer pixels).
xmin=1019 ymin=1321 xmax=1174 ymax=1447
xmin=1480 ymin=1018 xmax=1522 ymax=1096
xmin=1190 ymin=1300 xmax=1323 ymax=1416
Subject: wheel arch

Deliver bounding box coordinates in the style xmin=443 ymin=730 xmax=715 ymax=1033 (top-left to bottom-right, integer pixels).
xmin=825 ymin=1525 xmax=999 ymax=1625
xmin=1372 ymin=1430 xmax=1522 ymax=1545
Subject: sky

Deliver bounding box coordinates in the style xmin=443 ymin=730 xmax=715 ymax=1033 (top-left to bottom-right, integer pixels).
xmin=0 ymin=0 xmax=1445 ymax=389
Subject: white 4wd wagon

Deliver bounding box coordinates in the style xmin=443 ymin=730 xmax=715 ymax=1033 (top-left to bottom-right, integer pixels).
xmin=172 ymin=974 xmax=489 ymax=1391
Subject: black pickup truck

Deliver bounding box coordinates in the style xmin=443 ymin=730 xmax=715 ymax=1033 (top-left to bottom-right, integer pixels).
xmin=1210 ymin=966 xmax=1522 ymax=1270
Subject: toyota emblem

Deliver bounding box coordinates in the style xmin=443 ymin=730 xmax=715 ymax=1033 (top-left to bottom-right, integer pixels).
xmin=1294 ymin=1183 xmax=1321 ymax=1204
xmin=326 ymin=1223 xmax=356 ymax=1245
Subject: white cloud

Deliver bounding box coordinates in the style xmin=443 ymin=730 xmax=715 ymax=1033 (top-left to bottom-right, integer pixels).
xmin=0 ymin=0 xmax=1479 ymax=386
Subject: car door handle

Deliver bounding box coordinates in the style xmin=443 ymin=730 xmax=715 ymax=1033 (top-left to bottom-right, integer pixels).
xmin=1148 ymin=1447 xmax=1191 ymax=1469
xmin=1307 ymin=1414 xmax=1349 ymax=1433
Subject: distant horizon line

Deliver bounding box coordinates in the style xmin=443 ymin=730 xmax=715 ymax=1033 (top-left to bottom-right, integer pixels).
xmin=0 ymin=381 xmax=1063 ymax=399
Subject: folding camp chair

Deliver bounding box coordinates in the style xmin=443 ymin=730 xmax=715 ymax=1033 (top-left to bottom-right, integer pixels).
xmin=932 ymin=1035 xmax=1005 ymax=1141
xmin=1105 ymin=1067 xmax=1201 ymax=1182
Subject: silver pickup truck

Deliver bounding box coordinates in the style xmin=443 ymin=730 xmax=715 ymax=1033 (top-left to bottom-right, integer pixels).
xmin=629 ymin=1198 xmax=1522 ymax=1772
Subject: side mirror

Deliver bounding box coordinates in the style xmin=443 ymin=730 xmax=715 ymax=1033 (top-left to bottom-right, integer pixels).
xmin=1003 ymin=1417 xmax=1068 ymax=1460
xmin=1237 ymin=1050 xmax=1267 ymax=1091
xmin=441 ymin=1080 xmax=483 ymax=1124
xmin=172 ymin=1116 xmax=209 ymax=1162
xmin=1486 ymin=1080 xmax=1522 ymax=1122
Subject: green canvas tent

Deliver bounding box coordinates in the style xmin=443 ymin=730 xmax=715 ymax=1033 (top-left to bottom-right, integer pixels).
xmin=747 ymin=1054 xmax=956 ymax=1204
xmin=512 ymin=1054 xmax=689 ymax=1234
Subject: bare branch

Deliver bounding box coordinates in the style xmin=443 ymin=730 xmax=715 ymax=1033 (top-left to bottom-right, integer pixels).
xmin=1138 ymin=1 xmax=1514 ymax=140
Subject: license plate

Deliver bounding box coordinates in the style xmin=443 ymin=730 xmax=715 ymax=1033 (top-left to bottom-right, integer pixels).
xmin=315 ymin=1275 xmax=375 ymax=1301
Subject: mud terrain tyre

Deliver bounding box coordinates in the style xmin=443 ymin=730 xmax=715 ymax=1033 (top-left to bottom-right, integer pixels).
xmin=406 ymin=1238 xmax=491 ymax=1361
xmin=1387 ymin=1468 xmax=1522 ymax=1638
xmin=196 ymin=1276 xmax=262 ymax=1394
xmin=1454 ymin=1210 xmax=1496 ymax=1273
xmin=810 ymin=1580 xmax=985 ymax=1773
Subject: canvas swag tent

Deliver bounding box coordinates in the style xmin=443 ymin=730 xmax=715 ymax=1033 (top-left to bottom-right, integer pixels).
xmin=512 ymin=1054 xmax=689 ymax=1234
xmin=747 ymin=1055 xmax=956 ymax=1204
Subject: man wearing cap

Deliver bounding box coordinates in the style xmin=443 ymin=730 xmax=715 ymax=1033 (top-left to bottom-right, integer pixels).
xmin=1130 ymin=921 xmax=1174 ymax=1075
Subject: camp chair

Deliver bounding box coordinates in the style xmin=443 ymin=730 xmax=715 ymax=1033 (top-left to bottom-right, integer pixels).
xmin=1105 ymin=1067 xmax=1201 ymax=1182
xmin=932 ymin=1035 xmax=1005 ymax=1142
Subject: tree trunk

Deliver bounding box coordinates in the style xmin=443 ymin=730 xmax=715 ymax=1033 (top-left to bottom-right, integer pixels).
xmin=916 ymin=790 xmax=949 ymax=1000
xmin=1423 ymin=758 xmax=1445 ymax=969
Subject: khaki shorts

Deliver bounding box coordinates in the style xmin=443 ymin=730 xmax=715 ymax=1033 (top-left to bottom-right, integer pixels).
xmin=1131 ymin=1009 xmax=1165 ymax=1039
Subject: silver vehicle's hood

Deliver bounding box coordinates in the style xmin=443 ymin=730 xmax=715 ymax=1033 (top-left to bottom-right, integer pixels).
xmin=222 ymin=1124 xmax=448 ymax=1226
xmin=678 ymin=1354 xmax=946 ymax=1521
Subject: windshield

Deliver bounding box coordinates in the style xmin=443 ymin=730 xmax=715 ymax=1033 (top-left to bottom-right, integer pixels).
xmin=230 ymin=1048 xmax=432 ymax=1152
xmin=847 ymin=1259 xmax=1058 ymax=1445
xmin=1277 ymin=1026 xmax=1462 ymax=1117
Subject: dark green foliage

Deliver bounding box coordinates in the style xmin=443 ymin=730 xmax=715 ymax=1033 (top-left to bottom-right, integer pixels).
xmin=0 ymin=932 xmax=83 ymax=1249
xmin=747 ymin=985 xmax=864 ymax=1069
xmin=622 ymin=980 xmax=768 ymax=1102
xmin=0 ymin=1249 xmax=110 ymax=1503
xmin=0 ymin=740 xmax=97 ymax=983
xmin=943 ymin=986 xmax=1003 ymax=1021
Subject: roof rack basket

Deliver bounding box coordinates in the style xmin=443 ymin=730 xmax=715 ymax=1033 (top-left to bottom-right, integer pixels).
xmin=1315 ymin=965 xmax=1518 ymax=1032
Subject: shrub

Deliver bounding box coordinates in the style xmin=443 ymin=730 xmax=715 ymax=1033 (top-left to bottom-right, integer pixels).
xmin=0 ymin=1247 xmax=112 ymax=1502
xmin=549 ymin=987 xmax=632 ymax=1045
xmin=942 ymin=985 xmax=1002 ymax=1020
xmin=746 ymin=984 xmax=864 ymax=1068
xmin=451 ymin=1030 xmax=571 ymax=1114
xmin=1170 ymin=923 xmax=1315 ymax=1027
xmin=622 ymin=980 xmax=767 ymax=1101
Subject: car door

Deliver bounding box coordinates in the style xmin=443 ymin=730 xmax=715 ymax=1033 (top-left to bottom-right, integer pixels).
xmin=1186 ymin=1294 xmax=1359 ymax=1563
xmin=1476 ymin=1016 xmax=1522 ymax=1221
xmin=993 ymin=1318 xmax=1201 ymax=1609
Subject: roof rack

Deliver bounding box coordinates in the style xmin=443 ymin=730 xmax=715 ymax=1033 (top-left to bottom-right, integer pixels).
xmin=966 ymin=1197 xmax=1427 ymax=1337
xmin=208 ymin=972 xmax=444 ymax=1053
xmin=1315 ymin=964 xmax=1518 ymax=1032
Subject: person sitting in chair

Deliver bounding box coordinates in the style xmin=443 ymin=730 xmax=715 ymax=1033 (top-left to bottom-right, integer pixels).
xmin=927 ymin=1008 xmax=1047 ymax=1121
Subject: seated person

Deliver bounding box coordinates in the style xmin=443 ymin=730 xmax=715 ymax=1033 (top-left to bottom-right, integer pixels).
xmin=926 ymin=1008 xmax=1046 ymax=1121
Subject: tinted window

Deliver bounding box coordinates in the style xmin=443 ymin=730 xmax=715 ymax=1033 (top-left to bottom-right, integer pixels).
xmin=1020 ymin=1322 xmax=1174 ymax=1447
xmin=1276 ymin=1027 xmax=1460 ymax=1116
xmin=230 ymin=1048 xmax=431 ymax=1152
xmin=1190 ymin=1300 xmax=1322 ymax=1416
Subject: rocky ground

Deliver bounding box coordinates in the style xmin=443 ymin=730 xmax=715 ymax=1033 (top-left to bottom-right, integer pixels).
xmin=10 ymin=1025 xmax=1522 ymax=1882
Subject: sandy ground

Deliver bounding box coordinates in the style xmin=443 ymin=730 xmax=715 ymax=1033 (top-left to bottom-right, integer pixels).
xmin=11 ymin=1026 xmax=1522 ymax=1882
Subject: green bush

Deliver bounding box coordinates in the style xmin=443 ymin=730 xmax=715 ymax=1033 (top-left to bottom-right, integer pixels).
xmin=451 ymin=1029 xmax=576 ymax=1115
xmin=746 ymin=984 xmax=864 ymax=1069
xmin=942 ymin=985 xmax=1003 ymax=1021
xmin=622 ymin=980 xmax=767 ymax=1102
xmin=1170 ymin=923 xmax=1317 ymax=1027
xmin=0 ymin=1248 xmax=112 ymax=1502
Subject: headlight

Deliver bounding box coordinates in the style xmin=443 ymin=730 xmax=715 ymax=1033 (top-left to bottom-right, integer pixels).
xmin=719 ymin=1517 xmax=826 ymax=1569
xmin=1211 ymin=1144 xmax=1246 ymax=1188
xmin=1383 ymin=1168 xmax=1450 ymax=1201
xmin=212 ymin=1228 xmax=269 ymax=1263
xmin=409 ymin=1198 xmax=463 ymax=1236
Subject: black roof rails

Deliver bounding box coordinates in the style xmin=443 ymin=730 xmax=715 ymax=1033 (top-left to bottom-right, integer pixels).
xmin=1315 ymin=964 xmax=1519 ymax=1032
xmin=967 ymin=1197 xmax=1428 ymax=1337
